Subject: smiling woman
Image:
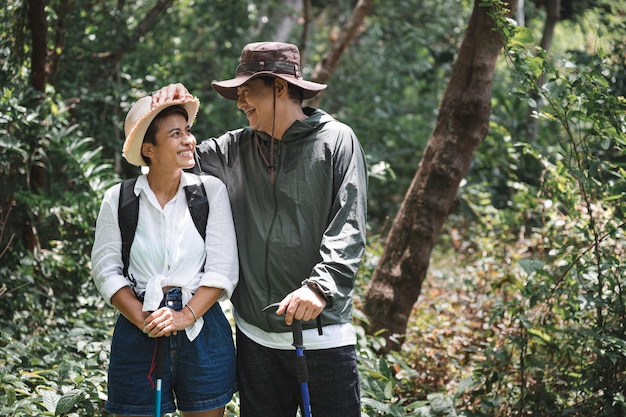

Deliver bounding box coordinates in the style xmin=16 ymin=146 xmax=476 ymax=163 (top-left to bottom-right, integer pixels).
xmin=91 ymin=94 xmax=239 ymax=417
xmin=140 ymin=105 xmax=196 ymax=175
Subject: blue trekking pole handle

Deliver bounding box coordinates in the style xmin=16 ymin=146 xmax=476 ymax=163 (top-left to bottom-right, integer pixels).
xmin=263 ymin=303 xmax=313 ymax=417
xmin=154 ymin=337 xmax=167 ymax=417
xmin=292 ymin=319 xmax=312 ymax=417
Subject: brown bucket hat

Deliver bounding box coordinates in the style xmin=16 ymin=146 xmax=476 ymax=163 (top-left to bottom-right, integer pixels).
xmin=212 ymin=42 xmax=327 ymax=100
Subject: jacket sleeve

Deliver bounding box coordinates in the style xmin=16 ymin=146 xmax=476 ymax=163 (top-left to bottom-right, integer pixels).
xmin=307 ymin=125 xmax=368 ymax=307
xmin=192 ymin=130 xmax=243 ymax=184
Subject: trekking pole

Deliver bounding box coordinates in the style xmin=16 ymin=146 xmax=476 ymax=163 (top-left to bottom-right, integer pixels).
xmin=154 ymin=337 xmax=167 ymax=417
xmin=263 ymin=303 xmax=313 ymax=417
xmin=291 ymin=318 xmax=312 ymax=417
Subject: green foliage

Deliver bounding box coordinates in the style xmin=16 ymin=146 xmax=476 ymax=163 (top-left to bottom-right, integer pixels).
xmin=0 ymin=83 xmax=119 ymax=332
xmin=359 ymin=346 xmax=407 ymax=416
xmin=357 ymin=322 xmax=459 ymax=415
xmin=357 ymin=330 xmax=459 ymax=417
xmin=355 ymin=240 xmax=460 ymax=416
xmin=452 ymin=21 xmax=626 ymax=416
xmin=2 ymin=0 xmax=625 ymax=415
xmin=0 ymin=302 xmax=113 ymax=417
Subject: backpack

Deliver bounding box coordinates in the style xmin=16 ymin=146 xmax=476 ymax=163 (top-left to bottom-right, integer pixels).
xmin=118 ymin=177 xmax=209 ymax=278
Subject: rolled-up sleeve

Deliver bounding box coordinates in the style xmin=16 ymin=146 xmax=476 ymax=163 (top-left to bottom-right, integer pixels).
xmin=91 ymin=186 xmax=131 ymax=305
xmin=200 ymin=176 xmax=239 ymax=299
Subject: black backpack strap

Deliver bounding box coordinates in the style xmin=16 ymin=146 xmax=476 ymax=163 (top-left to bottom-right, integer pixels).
xmin=118 ymin=178 xmax=139 ymax=278
xmin=184 ymin=181 xmax=209 ymax=241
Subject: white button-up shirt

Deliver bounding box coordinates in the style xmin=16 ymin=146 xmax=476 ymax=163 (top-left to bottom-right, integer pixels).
xmin=91 ymin=172 xmax=238 ymax=340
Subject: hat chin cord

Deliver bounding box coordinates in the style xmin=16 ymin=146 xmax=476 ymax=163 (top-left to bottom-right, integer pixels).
xmin=254 ymin=83 xmax=277 ymax=184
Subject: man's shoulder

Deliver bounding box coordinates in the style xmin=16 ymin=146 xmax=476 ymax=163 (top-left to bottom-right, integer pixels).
xmin=215 ymin=127 xmax=254 ymax=143
xmin=308 ymin=108 xmax=354 ymax=131
xmin=196 ymin=127 xmax=251 ymax=150
xmin=318 ymin=115 xmax=357 ymax=139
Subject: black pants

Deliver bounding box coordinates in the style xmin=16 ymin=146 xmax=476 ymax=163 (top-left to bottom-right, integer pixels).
xmin=236 ymin=328 xmax=361 ymax=417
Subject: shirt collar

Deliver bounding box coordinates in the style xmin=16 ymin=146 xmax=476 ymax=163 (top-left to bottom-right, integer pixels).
xmin=134 ymin=172 xmax=198 ymax=196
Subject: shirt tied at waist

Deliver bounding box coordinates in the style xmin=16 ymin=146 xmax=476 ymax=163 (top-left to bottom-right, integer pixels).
xmin=142 ymin=274 xmax=203 ymax=341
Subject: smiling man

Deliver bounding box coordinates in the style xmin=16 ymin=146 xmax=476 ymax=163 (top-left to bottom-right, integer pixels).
xmin=153 ymin=41 xmax=368 ymax=417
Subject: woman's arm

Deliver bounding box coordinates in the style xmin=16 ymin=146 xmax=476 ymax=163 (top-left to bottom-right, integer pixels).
xmin=111 ymin=286 xmax=150 ymax=329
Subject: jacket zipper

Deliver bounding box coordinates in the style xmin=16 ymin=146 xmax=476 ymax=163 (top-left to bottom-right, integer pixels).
xmin=264 ymin=140 xmax=281 ymax=329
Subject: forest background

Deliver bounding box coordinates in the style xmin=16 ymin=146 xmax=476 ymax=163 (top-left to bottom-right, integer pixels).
xmin=1 ymin=0 xmax=625 ymax=416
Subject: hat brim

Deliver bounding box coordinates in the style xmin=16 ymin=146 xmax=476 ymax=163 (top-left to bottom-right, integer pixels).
xmin=212 ymin=72 xmax=327 ymax=101
xmin=122 ymin=97 xmax=200 ymax=167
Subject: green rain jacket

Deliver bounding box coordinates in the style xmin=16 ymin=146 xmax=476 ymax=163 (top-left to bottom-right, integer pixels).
xmin=193 ymin=108 xmax=368 ymax=334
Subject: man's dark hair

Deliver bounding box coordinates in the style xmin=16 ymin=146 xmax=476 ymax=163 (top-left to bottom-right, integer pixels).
xmin=258 ymin=76 xmax=304 ymax=104
xmin=142 ymin=105 xmax=189 ymax=165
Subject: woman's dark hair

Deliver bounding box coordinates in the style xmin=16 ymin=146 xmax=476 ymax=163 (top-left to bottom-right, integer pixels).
xmin=141 ymin=105 xmax=189 ymax=165
xmin=258 ymin=76 xmax=304 ymax=103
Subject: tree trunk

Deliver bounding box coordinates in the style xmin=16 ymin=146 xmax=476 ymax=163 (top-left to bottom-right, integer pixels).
xmin=26 ymin=0 xmax=47 ymax=92
xmin=364 ymin=0 xmax=517 ymax=353
xmin=25 ymin=0 xmax=48 ymax=251
xmin=305 ymin=0 xmax=374 ymax=109
xmin=47 ymin=0 xmax=74 ymax=86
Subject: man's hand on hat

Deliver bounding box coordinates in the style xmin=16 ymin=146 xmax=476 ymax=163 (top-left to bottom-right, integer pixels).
xmin=151 ymin=83 xmax=193 ymax=107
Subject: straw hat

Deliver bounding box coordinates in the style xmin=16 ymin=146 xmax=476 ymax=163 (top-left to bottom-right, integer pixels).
xmin=212 ymin=42 xmax=327 ymax=100
xmin=122 ymin=96 xmax=200 ymax=166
